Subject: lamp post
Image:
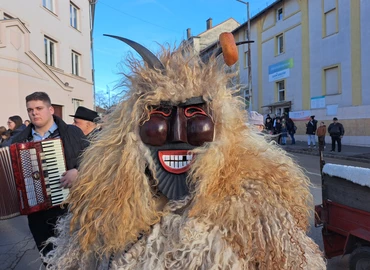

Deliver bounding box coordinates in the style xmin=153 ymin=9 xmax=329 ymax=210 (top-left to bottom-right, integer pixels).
xmin=106 ymin=85 xmax=111 ymax=108
xmin=236 ymin=0 xmax=252 ymax=112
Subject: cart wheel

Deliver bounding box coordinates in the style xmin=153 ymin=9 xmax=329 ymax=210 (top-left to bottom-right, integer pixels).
xmin=350 ymin=246 xmax=370 ymax=270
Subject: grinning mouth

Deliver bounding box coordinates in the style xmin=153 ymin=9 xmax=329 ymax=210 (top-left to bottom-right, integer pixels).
xmin=158 ymin=150 xmax=193 ymax=174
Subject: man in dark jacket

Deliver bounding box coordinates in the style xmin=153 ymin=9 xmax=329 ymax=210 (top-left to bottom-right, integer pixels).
xmin=328 ymin=117 xmax=345 ymax=152
xmin=70 ymin=106 xmax=101 ymax=139
xmin=12 ymin=92 xmax=89 ymax=257
xmin=305 ymin=115 xmax=317 ymax=148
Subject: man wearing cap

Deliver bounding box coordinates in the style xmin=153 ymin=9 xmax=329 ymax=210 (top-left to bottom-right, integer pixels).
xmin=70 ymin=106 xmax=101 ymax=139
xmin=328 ymin=117 xmax=345 ymax=152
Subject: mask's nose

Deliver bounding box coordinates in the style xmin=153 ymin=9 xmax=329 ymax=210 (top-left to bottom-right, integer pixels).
xmin=169 ymin=108 xmax=187 ymax=143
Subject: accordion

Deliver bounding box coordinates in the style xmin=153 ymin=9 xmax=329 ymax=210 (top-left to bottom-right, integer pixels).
xmin=0 ymin=139 xmax=68 ymax=218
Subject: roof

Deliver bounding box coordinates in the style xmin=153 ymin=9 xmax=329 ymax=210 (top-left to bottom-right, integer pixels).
xmin=232 ymin=0 xmax=283 ymax=34
xmin=261 ymin=100 xmax=291 ymax=108
xmin=196 ymin=18 xmax=240 ymax=37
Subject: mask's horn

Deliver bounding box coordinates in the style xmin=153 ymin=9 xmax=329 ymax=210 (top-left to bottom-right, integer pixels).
xmin=104 ymin=34 xmax=166 ymax=73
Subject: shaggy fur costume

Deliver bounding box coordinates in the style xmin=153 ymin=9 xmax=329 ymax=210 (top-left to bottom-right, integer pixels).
xmin=43 ymin=45 xmax=326 ymax=269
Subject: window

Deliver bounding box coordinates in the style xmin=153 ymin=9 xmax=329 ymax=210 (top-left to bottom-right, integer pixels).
xmin=44 ymin=36 xmax=56 ymax=66
xmin=43 ymin=0 xmax=54 ymax=12
xmin=324 ymin=66 xmax=340 ymax=95
xmin=323 ymin=0 xmax=338 ymax=37
xmin=276 ymin=34 xmax=284 ymax=55
xmin=70 ymin=2 xmax=79 ymax=29
xmin=241 ymin=86 xmax=250 ymax=110
xmin=4 ymin=13 xmax=13 ymax=20
xmin=277 ymin=80 xmax=285 ymax=101
xmin=71 ymin=51 xmax=80 ymax=76
xmin=72 ymin=98 xmax=83 ymax=112
xmin=276 ymin=8 xmax=283 ymax=22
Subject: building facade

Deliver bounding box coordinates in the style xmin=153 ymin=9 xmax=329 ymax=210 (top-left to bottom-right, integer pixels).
xmin=0 ymin=0 xmax=95 ymax=126
xmin=234 ymin=0 xmax=370 ymax=146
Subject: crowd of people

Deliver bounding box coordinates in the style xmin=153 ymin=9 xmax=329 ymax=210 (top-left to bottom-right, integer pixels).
xmin=303 ymin=115 xmax=345 ymax=152
xmin=249 ymin=112 xmax=345 ymax=153
xmin=255 ymin=113 xmax=297 ymax=145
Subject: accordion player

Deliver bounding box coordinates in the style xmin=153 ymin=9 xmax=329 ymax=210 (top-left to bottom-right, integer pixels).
xmin=0 ymin=138 xmax=68 ymax=218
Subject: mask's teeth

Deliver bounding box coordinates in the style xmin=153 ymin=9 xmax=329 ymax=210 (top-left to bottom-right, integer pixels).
xmin=163 ymin=154 xmax=193 ymax=169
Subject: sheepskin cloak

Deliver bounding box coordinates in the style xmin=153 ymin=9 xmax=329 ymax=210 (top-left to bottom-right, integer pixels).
xmin=44 ymin=187 xmax=325 ymax=270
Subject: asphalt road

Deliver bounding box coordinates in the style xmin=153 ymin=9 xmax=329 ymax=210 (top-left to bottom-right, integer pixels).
xmin=1 ymin=152 xmax=369 ymax=269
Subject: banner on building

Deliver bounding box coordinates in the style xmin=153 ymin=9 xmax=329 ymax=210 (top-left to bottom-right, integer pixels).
xmin=311 ymin=96 xmax=326 ymax=109
xmin=268 ymin=58 xmax=294 ymax=82
xmin=289 ymin=110 xmax=311 ymax=121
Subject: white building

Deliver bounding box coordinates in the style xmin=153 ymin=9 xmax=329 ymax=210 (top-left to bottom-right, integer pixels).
xmin=186 ymin=18 xmax=240 ymax=55
xmin=234 ymin=0 xmax=370 ymax=146
xmin=0 ymin=0 xmax=95 ymax=126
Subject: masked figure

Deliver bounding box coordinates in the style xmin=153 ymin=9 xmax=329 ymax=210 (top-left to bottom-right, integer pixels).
xmin=43 ymin=35 xmax=325 ymax=269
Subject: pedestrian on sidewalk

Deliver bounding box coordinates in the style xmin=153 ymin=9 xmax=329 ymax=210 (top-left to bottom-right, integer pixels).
xmin=305 ymin=115 xmax=317 ymax=148
xmin=328 ymin=117 xmax=345 ymax=152
xmin=274 ymin=118 xmax=282 ymax=144
xmin=317 ymin=121 xmax=326 ymax=150
xmin=286 ymin=118 xmax=296 ymax=145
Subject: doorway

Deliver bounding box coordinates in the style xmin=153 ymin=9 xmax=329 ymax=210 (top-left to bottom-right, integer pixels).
xmin=52 ymin=104 xmax=63 ymax=119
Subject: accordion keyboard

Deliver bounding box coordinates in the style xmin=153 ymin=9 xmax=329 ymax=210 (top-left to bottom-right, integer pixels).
xmin=40 ymin=140 xmax=69 ymax=206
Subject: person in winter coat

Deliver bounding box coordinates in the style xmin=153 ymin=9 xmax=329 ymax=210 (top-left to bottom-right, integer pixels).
xmin=70 ymin=106 xmax=102 ymax=140
xmin=11 ymin=92 xmax=89 ymax=259
xmin=316 ymin=121 xmax=326 ymax=150
xmin=305 ymin=115 xmax=317 ymax=148
xmin=265 ymin=118 xmax=273 ymax=134
xmin=328 ymin=117 xmax=345 ymax=152
xmin=0 ymin=115 xmax=26 ymax=147
xmin=265 ymin=114 xmax=272 ymax=125
xmin=286 ymin=118 xmax=296 ymax=145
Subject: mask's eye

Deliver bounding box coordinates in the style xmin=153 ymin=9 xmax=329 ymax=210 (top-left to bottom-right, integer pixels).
xmin=150 ymin=106 xmax=172 ymax=117
xmin=184 ymin=106 xmax=207 ymax=117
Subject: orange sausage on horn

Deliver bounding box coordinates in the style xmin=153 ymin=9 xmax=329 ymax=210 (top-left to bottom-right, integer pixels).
xmin=219 ymin=32 xmax=238 ymax=66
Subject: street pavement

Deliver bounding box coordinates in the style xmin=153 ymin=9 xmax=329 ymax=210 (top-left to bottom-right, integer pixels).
xmin=283 ymin=140 xmax=370 ymax=163
xmin=0 ymin=140 xmax=369 ymax=269
xmin=0 ymin=216 xmax=43 ymax=270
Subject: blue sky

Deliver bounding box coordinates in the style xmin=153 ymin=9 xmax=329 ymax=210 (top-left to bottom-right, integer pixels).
xmin=93 ymin=0 xmax=276 ymax=99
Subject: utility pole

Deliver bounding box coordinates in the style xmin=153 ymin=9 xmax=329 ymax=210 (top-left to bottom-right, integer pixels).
xmin=236 ymin=0 xmax=252 ymax=112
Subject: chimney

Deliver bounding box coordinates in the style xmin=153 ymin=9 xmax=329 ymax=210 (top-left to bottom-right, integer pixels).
xmin=206 ymin=18 xmax=212 ymax=30
xmin=187 ymin=28 xmax=191 ymax=39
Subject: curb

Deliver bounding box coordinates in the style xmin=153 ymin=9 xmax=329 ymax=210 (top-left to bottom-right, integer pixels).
xmin=284 ymin=148 xmax=370 ymax=163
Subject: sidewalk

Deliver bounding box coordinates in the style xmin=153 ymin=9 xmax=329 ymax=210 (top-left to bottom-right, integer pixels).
xmin=283 ymin=140 xmax=370 ymax=163
xmin=0 ymin=216 xmax=43 ymax=270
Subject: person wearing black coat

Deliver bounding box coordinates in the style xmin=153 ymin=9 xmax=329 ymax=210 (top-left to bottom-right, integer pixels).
xmin=305 ymin=115 xmax=317 ymax=148
xmin=328 ymin=117 xmax=345 ymax=152
xmin=286 ymin=118 xmax=296 ymax=145
xmin=11 ymin=92 xmax=89 ymax=258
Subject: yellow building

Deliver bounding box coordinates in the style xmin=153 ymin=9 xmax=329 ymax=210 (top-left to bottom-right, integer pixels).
xmin=234 ymin=0 xmax=369 ymax=146
xmin=0 ymin=0 xmax=96 ymax=126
